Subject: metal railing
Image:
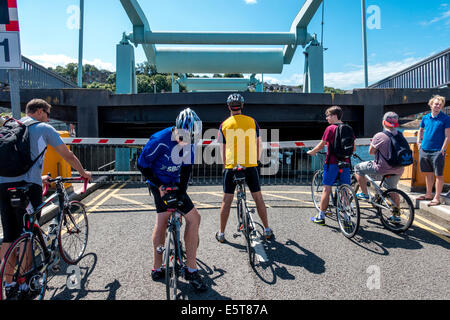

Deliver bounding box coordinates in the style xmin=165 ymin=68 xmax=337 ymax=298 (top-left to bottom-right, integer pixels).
xmin=0 ymin=56 xmax=77 ymax=89
xmin=65 ymin=137 xmax=416 ymax=185
xmin=369 ymin=47 xmax=450 ymax=89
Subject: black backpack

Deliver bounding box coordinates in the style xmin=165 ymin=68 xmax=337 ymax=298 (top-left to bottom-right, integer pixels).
xmin=331 ymin=123 xmax=355 ymax=160
xmin=0 ymin=118 xmax=46 ymax=177
xmin=378 ymin=130 xmax=413 ymax=168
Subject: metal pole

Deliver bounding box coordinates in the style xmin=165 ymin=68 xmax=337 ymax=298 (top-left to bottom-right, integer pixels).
xmin=361 ymin=0 xmax=369 ymax=87
xmin=77 ymin=0 xmax=84 ymax=87
xmin=8 ymin=69 xmax=21 ymax=119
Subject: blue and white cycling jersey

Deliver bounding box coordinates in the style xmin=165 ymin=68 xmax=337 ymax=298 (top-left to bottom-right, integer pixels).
xmin=137 ymin=127 xmax=195 ymax=187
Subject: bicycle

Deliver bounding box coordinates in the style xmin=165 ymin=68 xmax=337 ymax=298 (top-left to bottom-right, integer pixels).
xmin=0 ymin=176 xmax=89 ymax=300
xmin=351 ymin=154 xmax=414 ymax=233
xmin=231 ymin=165 xmax=264 ymax=266
xmin=161 ymin=185 xmax=187 ymax=300
xmin=310 ymin=154 xmax=361 ymax=239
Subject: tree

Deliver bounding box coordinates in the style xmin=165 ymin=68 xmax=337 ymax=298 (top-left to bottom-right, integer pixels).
xmin=224 ymin=73 xmax=244 ymax=78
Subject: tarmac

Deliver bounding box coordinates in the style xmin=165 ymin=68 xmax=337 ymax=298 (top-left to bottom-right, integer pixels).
xmin=1 ymin=177 xmax=449 ymax=242
xmin=42 ymin=178 xmax=450 ymax=225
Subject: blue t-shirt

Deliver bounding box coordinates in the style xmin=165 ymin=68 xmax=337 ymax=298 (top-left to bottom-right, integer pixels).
xmin=420 ymin=112 xmax=450 ymax=151
xmin=137 ymin=127 xmax=195 ymax=186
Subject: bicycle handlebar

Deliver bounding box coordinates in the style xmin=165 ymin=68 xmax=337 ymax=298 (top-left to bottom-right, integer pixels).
xmin=42 ymin=176 xmax=89 ymax=196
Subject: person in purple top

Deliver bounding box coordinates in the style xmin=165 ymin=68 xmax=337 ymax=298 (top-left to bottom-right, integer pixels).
xmin=417 ymin=95 xmax=450 ymax=206
xmin=354 ymin=112 xmax=405 ymax=222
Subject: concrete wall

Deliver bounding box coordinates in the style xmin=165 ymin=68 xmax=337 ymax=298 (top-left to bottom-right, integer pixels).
xmin=0 ymin=87 xmax=448 ymax=139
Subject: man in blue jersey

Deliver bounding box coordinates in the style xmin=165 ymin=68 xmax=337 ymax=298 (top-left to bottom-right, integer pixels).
xmin=137 ymin=108 xmax=207 ymax=292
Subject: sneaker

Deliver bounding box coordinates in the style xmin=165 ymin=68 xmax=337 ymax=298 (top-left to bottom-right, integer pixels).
xmin=151 ymin=268 xmax=166 ymax=281
xmin=215 ymin=232 xmax=225 ymax=243
xmin=263 ymin=228 xmax=274 ymax=239
xmin=356 ymin=192 xmax=370 ymax=200
xmin=310 ymin=215 xmax=325 ymax=225
xmin=184 ymin=269 xmax=208 ymax=292
xmin=387 ymin=215 xmax=401 ymax=223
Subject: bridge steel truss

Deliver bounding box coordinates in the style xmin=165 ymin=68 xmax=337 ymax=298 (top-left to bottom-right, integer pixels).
xmin=0 ymin=56 xmax=77 ymax=89
xmin=370 ymin=48 xmax=450 ymax=89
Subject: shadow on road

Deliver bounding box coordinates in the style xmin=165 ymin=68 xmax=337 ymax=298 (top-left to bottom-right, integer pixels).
xmin=250 ymin=238 xmax=325 ymax=285
xmin=48 ymin=252 xmax=121 ymax=300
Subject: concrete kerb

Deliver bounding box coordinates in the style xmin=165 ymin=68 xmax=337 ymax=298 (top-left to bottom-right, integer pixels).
xmin=398 ymin=184 xmax=450 ymax=222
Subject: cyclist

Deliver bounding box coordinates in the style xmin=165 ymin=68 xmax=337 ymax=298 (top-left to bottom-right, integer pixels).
xmin=354 ymin=112 xmax=405 ymax=222
xmin=137 ymin=108 xmax=207 ymax=292
xmin=0 ymin=99 xmax=92 ymax=295
xmin=307 ymin=106 xmax=355 ymax=225
xmin=215 ymin=93 xmax=273 ymax=243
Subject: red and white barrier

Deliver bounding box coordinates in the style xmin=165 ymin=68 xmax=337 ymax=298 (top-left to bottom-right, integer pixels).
xmin=62 ymin=137 xmax=416 ymax=148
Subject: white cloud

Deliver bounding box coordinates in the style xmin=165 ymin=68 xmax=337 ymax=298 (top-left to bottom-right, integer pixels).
xmin=270 ymin=57 xmax=424 ymax=90
xmin=245 ymin=0 xmax=257 ymax=4
xmin=420 ymin=10 xmax=450 ymax=26
xmin=28 ymin=54 xmax=115 ymax=72
xmin=323 ymin=57 xmax=423 ymax=89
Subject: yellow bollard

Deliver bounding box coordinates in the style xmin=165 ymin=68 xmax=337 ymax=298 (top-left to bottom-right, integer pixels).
xmin=42 ymin=131 xmax=72 ymax=188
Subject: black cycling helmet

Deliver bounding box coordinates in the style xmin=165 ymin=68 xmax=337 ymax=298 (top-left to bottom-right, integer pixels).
xmin=226 ymin=93 xmax=244 ymax=111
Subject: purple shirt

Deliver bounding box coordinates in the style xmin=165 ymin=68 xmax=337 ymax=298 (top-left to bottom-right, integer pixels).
xmin=372 ymin=130 xmax=405 ymax=175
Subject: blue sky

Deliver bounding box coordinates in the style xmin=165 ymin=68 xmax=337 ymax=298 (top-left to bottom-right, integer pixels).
xmin=16 ymin=0 xmax=450 ymax=89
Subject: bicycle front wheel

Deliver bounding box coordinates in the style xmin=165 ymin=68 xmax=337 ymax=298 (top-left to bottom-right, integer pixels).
xmin=377 ymin=188 xmax=414 ymax=233
xmin=336 ymin=184 xmax=360 ymax=239
xmin=58 ymin=201 xmax=89 ymax=264
xmin=0 ymin=234 xmax=47 ymax=300
xmin=165 ymin=230 xmax=178 ymax=300
xmin=311 ymin=170 xmax=323 ymax=211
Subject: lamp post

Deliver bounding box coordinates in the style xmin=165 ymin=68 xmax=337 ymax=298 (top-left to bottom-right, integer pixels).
xmin=361 ymin=0 xmax=369 ymax=88
xmin=77 ymin=0 xmax=84 ymax=87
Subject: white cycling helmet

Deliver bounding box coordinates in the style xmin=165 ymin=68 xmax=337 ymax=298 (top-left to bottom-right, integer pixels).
xmin=175 ymin=108 xmax=202 ymax=143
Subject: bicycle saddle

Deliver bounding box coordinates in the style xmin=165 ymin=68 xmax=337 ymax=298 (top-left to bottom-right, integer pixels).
xmin=7 ymin=184 xmax=33 ymax=209
xmin=337 ymin=162 xmax=351 ymax=169
xmin=233 ymin=165 xmax=246 ymax=181
xmin=161 ymin=186 xmax=183 ymax=208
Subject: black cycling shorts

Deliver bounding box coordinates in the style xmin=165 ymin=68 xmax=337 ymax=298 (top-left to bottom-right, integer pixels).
xmin=0 ymin=182 xmax=42 ymax=243
xmin=148 ymin=184 xmax=195 ymax=215
xmin=223 ymin=166 xmax=261 ymax=194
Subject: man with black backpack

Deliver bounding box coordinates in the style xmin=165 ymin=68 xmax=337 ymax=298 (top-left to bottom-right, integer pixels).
xmin=354 ymin=112 xmax=410 ymax=222
xmin=307 ymin=106 xmax=355 ymax=225
xmin=0 ymin=99 xmax=91 ymax=261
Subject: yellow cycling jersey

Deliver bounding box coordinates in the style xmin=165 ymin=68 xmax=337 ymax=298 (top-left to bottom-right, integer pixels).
xmin=218 ymin=114 xmax=260 ymax=169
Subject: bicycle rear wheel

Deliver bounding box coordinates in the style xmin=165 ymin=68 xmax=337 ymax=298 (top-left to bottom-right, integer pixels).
xmin=58 ymin=201 xmax=89 ymax=264
xmin=0 ymin=234 xmax=47 ymax=300
xmin=377 ymin=188 xmax=414 ymax=233
xmin=336 ymin=184 xmax=360 ymax=239
xmin=165 ymin=230 xmax=178 ymax=300
xmin=240 ymin=201 xmax=256 ymax=266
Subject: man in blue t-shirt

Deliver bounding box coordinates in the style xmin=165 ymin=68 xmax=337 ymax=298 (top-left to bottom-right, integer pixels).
xmin=137 ymin=108 xmax=207 ymax=292
xmin=417 ymin=95 xmax=450 ymax=206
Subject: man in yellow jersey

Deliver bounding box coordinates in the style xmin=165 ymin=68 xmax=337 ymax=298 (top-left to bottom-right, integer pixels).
xmin=215 ymin=93 xmax=273 ymax=243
